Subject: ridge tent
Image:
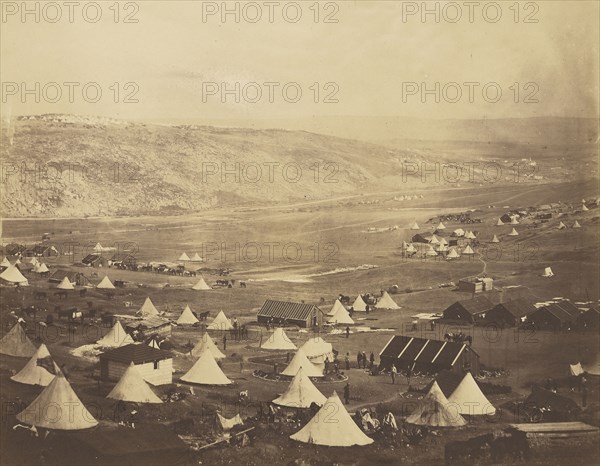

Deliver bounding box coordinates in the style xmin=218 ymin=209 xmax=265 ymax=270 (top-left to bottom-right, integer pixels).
xmin=261 ymin=327 xmax=297 ymax=350
xmin=178 ymin=252 xmax=190 ymax=261
xmin=542 ymin=267 xmax=554 ymax=278
xmin=273 ymin=367 xmax=327 ymax=408
xmin=16 ymin=371 xmax=98 ymax=430
xmin=0 ymin=323 xmax=36 ymax=357
xmin=96 ymin=275 xmax=115 ymax=289
xmin=569 ymin=362 xmax=584 ymax=376
xmin=406 ymin=381 xmax=466 ymax=427
xmin=190 ymin=253 xmax=202 ymax=262
xmin=176 ymin=305 xmax=200 ymax=325
xmin=508 ymin=228 xmax=519 ymax=236
xmin=107 ymin=362 xmax=163 ymax=403
xmin=56 ymin=276 xmax=75 ymax=290
xmin=191 ymin=333 xmax=225 ymax=359
xmin=180 ymin=349 xmax=232 ymax=385
xmin=96 ymin=321 xmax=135 ymax=348
xmin=0 ymin=264 xmax=29 ymax=285
xmin=282 ymin=348 xmax=323 ymax=378
xmin=137 ymin=297 xmax=159 ymax=316
xmin=300 ymin=337 xmax=334 ymax=364
xmin=352 ymin=295 xmax=368 ymax=312
xmin=290 ymin=391 xmax=373 ymax=446
xmin=447 ymin=372 xmax=496 ymax=416
xmin=327 ymin=299 xmax=346 ymax=316
xmin=10 ymin=344 xmax=58 ymax=386
xmin=207 ymin=310 xmax=234 ymax=331
xmin=375 ymin=292 xmax=400 ymax=310
xmin=191 ymin=277 xmax=211 ymax=290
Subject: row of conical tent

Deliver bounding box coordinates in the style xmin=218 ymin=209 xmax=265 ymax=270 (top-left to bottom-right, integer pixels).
xmin=178 ymin=252 xmax=203 ymax=261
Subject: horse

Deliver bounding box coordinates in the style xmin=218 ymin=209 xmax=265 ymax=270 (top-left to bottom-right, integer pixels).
xmin=444 ymin=433 xmax=494 ymax=466
xmin=240 ymin=281 xmax=246 ymax=288
xmin=198 ymin=311 xmax=210 ymax=321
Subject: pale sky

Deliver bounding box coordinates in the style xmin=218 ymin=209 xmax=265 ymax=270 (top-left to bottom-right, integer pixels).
xmin=1 ymin=1 xmax=598 ymax=122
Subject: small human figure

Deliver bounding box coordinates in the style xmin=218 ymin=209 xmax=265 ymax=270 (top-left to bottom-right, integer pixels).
xmin=362 ymin=351 xmax=367 ymax=369
xmin=391 ymin=365 xmax=397 ymax=384
xmin=369 ymin=352 xmax=375 ymax=368
xmin=346 ymin=326 xmax=350 ymax=338
xmin=223 ymin=334 xmax=227 ymax=351
xmin=274 ymin=362 xmax=278 ymax=374
xmin=357 ymin=352 xmax=362 ymax=369
xmin=344 ymin=383 xmax=350 ymax=405
xmin=345 ymin=353 xmax=350 ymax=370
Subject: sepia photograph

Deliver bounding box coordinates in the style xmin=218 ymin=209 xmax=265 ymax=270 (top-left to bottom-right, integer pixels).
xmin=0 ymin=1 xmax=598 ymax=464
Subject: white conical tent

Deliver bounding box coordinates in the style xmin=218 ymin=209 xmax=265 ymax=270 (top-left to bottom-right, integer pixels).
xmin=508 ymin=228 xmax=519 ymax=236
xmin=282 ymin=348 xmax=323 ymax=377
xmin=0 ymin=257 xmax=11 ymax=267
xmin=410 ymin=222 xmax=420 ymax=230
xmin=439 ymin=237 xmax=449 ymax=246
xmin=96 ymin=275 xmax=115 ymax=289
xmin=290 ymin=391 xmax=373 ymax=446
xmin=10 ymin=344 xmax=58 ymax=386
xmin=97 ymin=321 xmax=134 ymax=348
xmin=327 ymin=304 xmax=354 ymax=325
xmin=273 ymin=367 xmax=327 ymax=408
xmin=192 ymin=333 xmax=226 ymax=359
xmin=36 ymin=263 xmax=49 ymax=273
xmin=16 ymin=372 xmax=98 ymax=430
xmin=301 ymin=337 xmax=334 ymax=364
xmin=405 ymin=244 xmax=416 ymax=253
xmin=192 ymin=277 xmax=211 ymax=290
xmin=190 ymin=253 xmax=202 ymax=262
xmin=0 ymin=323 xmax=36 ymax=357
xmin=436 ymin=243 xmax=448 ymax=253
xmin=33 ymin=263 xmax=41 ymax=273
xmin=93 ymin=243 xmax=103 ymax=252
xmin=462 ymin=245 xmax=475 ymax=255
xmin=351 ymin=295 xmax=367 ymax=312
xmin=542 ymin=267 xmax=554 ymax=277
xmin=406 ymin=381 xmax=467 ymax=427
xmin=573 ymin=221 xmax=581 ymax=228
xmin=582 ymin=204 xmax=589 ymax=211
xmin=138 ymin=297 xmax=159 ymax=316
xmin=376 ymin=292 xmax=400 ymax=310
xmin=0 ymin=264 xmax=28 ymax=284
xmin=178 ymin=252 xmax=190 ymax=261
xmin=510 ymin=216 xmax=519 ymax=225
xmin=177 ymin=305 xmax=200 ymax=325
xmin=14 ymin=258 xmax=21 ymax=264
xmin=328 ymin=299 xmax=346 ymax=316
xmin=491 ymin=235 xmax=500 ymax=243
xmin=465 ymin=231 xmax=476 ymax=239
xmin=107 ymin=362 xmax=163 ymax=403
xmin=447 ymin=372 xmax=496 ymax=416
xmin=557 ymin=221 xmax=567 ymax=229
xmin=207 ymin=310 xmax=234 ymax=330
xmin=446 ymin=248 xmax=459 ymax=259
xmin=436 ymin=222 xmax=446 ymax=230
xmin=429 ymin=235 xmax=440 ymax=244
xmin=261 ymin=327 xmax=298 ymax=350
xmin=56 ymin=276 xmax=74 ymax=290
xmin=425 ymin=246 xmax=437 ymax=257
xmin=181 ymin=349 xmax=232 ymax=385
xmin=496 ymin=218 xmax=504 ymax=226
xmin=148 ymin=338 xmax=160 ymax=349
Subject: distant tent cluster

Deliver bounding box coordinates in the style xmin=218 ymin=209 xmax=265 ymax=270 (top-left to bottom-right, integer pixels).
xmin=178 ymin=252 xmax=203 ymax=262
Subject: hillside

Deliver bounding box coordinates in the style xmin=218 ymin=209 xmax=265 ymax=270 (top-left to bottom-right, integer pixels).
xmin=1 ymin=115 xmax=430 ymax=218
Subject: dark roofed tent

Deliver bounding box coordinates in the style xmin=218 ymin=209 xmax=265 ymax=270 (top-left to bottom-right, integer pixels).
xmin=379 ymin=336 xmax=480 ymax=376
xmin=48 ymin=269 xmax=89 ymax=286
xmin=442 ymin=295 xmax=494 ymax=323
xmin=524 ymin=386 xmax=581 ymax=421
xmin=485 ymin=298 xmax=537 ymax=327
xmin=82 ymin=254 xmax=108 ymax=268
xmin=257 ymin=300 xmax=325 ymax=328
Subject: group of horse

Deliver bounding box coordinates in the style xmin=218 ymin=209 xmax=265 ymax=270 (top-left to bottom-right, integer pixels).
xmin=444 ymin=332 xmax=473 ymax=345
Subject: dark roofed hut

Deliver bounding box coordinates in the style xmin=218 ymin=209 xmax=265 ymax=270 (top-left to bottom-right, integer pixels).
xmin=379 ymin=336 xmax=480 ymax=376
xmin=257 ymin=299 xmax=325 ymax=328
xmin=442 ymin=295 xmax=495 ymax=324
xmin=100 ymin=343 xmax=173 ymax=385
xmin=484 ymin=298 xmax=538 ymax=327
